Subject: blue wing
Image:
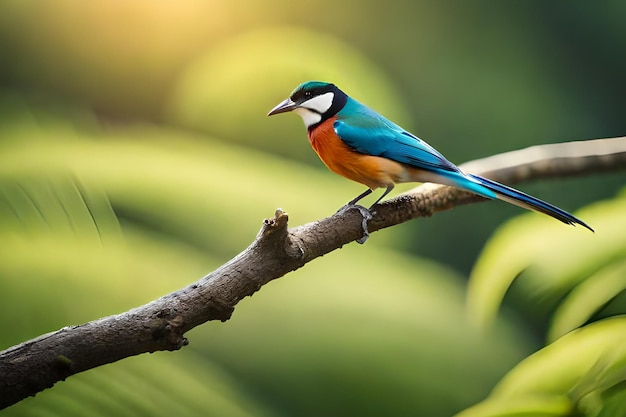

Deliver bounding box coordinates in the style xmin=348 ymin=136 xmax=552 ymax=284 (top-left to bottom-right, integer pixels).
xmin=333 ymin=98 xmax=498 ymax=198
xmin=334 ymin=99 xmax=459 ymax=173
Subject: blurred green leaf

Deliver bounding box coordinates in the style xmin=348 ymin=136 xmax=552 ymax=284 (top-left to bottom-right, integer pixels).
xmin=491 ymin=318 xmax=626 ymax=399
xmin=572 ymin=342 xmax=626 ymax=408
xmin=466 ymin=192 xmax=626 ymax=328
xmin=0 ymin=176 xmax=121 ymax=239
xmin=457 ymin=318 xmax=626 ymax=417
xmin=549 ymin=260 xmax=626 ymax=342
xmin=595 ymin=384 xmax=626 ymax=417
xmin=453 ymin=395 xmax=572 ymax=417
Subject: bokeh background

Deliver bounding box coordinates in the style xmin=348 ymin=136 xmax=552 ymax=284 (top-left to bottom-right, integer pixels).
xmin=1 ymin=1 xmax=624 ymax=416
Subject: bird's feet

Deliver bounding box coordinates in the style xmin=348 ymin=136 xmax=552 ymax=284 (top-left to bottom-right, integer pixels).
xmin=337 ymin=203 xmax=373 ymax=244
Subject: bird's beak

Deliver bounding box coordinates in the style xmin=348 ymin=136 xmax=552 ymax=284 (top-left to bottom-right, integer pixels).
xmin=267 ymin=98 xmax=298 ymax=116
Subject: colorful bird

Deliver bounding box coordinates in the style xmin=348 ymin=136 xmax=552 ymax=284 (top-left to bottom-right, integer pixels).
xmin=268 ymin=81 xmax=593 ymax=234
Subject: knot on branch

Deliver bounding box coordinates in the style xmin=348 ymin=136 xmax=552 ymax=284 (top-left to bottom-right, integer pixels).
xmin=258 ymin=208 xmax=290 ymax=245
xmin=258 ymin=208 xmax=305 ymax=260
xmin=150 ymin=312 xmax=188 ymax=350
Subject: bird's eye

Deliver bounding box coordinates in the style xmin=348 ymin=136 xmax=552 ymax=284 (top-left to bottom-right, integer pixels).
xmin=304 ymin=91 xmax=312 ymax=98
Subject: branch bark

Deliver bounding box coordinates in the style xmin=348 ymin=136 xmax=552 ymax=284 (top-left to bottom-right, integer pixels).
xmin=1 ymin=136 xmax=625 ymax=408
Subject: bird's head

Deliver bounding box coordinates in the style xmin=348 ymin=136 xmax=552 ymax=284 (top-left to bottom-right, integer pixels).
xmin=268 ymin=81 xmax=348 ymax=128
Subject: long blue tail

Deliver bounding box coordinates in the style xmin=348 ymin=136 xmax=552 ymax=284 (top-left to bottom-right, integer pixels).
xmin=467 ymin=173 xmax=593 ymax=232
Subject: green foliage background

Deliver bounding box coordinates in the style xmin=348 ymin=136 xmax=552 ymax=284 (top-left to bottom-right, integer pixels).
xmin=1 ymin=1 xmax=624 ymax=416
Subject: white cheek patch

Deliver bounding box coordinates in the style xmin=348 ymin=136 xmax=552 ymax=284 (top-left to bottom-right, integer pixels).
xmin=294 ymin=107 xmax=322 ymax=128
xmin=302 ymin=92 xmax=334 ymax=114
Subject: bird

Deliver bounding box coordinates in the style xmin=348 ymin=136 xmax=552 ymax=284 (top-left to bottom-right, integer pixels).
xmin=267 ymin=81 xmax=593 ymax=235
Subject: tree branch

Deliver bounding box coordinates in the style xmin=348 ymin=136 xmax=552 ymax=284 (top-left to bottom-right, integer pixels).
xmin=1 ymin=136 xmax=625 ymax=408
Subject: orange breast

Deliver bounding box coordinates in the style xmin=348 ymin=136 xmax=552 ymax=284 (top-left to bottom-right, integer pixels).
xmin=308 ymin=117 xmax=407 ymax=190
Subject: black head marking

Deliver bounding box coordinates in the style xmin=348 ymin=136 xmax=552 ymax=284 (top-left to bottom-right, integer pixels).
xmin=290 ymin=81 xmax=348 ymax=128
